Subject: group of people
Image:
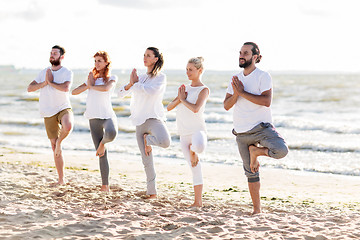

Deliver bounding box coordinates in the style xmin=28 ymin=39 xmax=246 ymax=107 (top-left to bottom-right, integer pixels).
xmin=27 ymin=42 xmax=288 ymax=214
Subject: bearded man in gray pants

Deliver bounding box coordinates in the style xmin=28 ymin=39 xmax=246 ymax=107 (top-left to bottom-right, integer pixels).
xmin=224 ymin=42 xmax=288 ymax=214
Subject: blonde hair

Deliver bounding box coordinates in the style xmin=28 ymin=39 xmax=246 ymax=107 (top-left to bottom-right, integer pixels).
xmin=188 ymin=57 xmax=204 ymax=70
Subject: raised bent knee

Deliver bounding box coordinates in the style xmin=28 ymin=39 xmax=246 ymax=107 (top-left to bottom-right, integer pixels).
xmin=104 ymin=130 xmax=117 ymax=143
xmin=191 ymin=144 xmax=205 ymax=154
xmin=62 ymin=123 xmax=73 ymax=133
xmin=269 ymin=144 xmax=288 ymax=159
xmin=159 ymin=137 xmax=171 ymax=148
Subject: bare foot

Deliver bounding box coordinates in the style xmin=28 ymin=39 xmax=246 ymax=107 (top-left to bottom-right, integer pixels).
xmin=100 ymin=185 xmax=110 ymax=192
xmin=143 ymin=134 xmax=152 ymax=156
xmin=251 ymin=209 xmax=262 ymax=215
xmin=96 ymin=142 xmax=106 ymax=157
xmin=190 ymin=202 xmax=202 ymax=208
xmin=190 ymin=145 xmax=199 ymax=167
xmin=50 ymin=180 xmax=66 ymax=187
xmin=54 ymin=141 xmax=62 ymax=157
xmin=249 ymin=145 xmax=260 ymax=173
xmin=143 ymin=194 xmax=157 ymax=199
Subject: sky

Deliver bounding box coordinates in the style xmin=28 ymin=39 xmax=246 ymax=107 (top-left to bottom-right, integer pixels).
xmin=0 ymin=0 xmax=359 ymax=72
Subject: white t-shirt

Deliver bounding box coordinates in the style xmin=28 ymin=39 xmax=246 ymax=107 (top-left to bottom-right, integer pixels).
xmin=176 ymin=85 xmax=209 ymax=136
xmin=84 ymin=75 xmax=118 ymax=119
xmin=118 ymin=72 xmax=166 ymax=126
xmin=35 ymin=66 xmax=73 ymax=118
xmin=226 ymin=68 xmax=272 ymax=133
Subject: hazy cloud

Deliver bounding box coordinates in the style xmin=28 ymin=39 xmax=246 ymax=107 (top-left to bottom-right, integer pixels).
xmin=297 ymin=1 xmax=335 ymax=18
xmin=0 ymin=1 xmax=45 ymax=22
xmin=98 ymin=0 xmax=204 ymax=9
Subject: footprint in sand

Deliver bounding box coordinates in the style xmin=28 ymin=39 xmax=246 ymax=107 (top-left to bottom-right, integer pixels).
xmin=162 ymin=223 xmax=180 ymax=230
xmin=177 ymin=217 xmax=201 ymax=223
xmin=207 ymin=226 xmax=224 ymax=233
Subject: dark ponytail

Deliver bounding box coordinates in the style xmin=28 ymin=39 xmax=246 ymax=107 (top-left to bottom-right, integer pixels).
xmin=147 ymin=47 xmax=164 ymax=77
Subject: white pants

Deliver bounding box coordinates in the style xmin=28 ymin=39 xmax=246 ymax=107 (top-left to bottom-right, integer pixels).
xmin=180 ymin=131 xmax=207 ymax=186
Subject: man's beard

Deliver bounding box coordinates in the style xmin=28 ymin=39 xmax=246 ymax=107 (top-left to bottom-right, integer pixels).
xmin=239 ymin=58 xmax=252 ymax=68
xmin=50 ymin=57 xmax=61 ymax=66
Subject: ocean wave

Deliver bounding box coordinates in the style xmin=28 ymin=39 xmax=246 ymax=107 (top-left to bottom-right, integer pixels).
xmin=288 ymin=144 xmax=360 ymax=153
xmin=204 ymin=112 xmax=232 ymax=124
xmin=0 ymin=119 xmax=42 ymax=127
xmin=275 ymin=119 xmax=360 ymax=135
xmin=18 ymin=96 xmax=39 ymax=102
xmin=262 ymin=163 xmax=360 ymax=176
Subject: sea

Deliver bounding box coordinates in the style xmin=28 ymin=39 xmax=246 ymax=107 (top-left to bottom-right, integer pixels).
xmin=1 ymin=66 xmax=360 ymax=176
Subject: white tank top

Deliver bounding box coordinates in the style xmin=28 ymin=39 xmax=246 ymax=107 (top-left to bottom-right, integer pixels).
xmin=176 ymin=84 xmax=209 ymax=136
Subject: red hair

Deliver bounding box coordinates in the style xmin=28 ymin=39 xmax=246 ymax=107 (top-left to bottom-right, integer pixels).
xmin=92 ymin=51 xmax=111 ymax=83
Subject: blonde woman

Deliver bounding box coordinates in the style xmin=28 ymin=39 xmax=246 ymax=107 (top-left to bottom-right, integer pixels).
xmin=72 ymin=51 xmax=118 ymax=192
xmin=118 ymin=47 xmax=171 ymax=199
xmin=167 ymin=57 xmax=209 ymax=207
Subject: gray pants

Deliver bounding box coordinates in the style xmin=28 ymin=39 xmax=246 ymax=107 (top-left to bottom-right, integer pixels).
xmin=136 ymin=118 xmax=171 ymax=195
xmin=234 ymin=122 xmax=288 ymax=182
xmin=89 ymin=118 xmax=118 ymax=185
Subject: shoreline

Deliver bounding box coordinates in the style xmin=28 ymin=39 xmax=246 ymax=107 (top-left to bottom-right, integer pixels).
xmin=2 ymin=148 xmax=360 ymax=205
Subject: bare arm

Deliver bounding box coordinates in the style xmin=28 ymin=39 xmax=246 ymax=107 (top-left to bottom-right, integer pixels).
xmin=238 ymin=88 xmax=272 ymax=107
xmin=167 ymin=96 xmax=181 ymax=111
xmin=89 ymin=80 xmax=116 ymax=92
xmin=179 ymin=86 xmax=209 ymax=113
xmin=47 ymin=81 xmax=71 ymax=92
xmin=72 ymin=83 xmax=89 ymax=95
xmin=27 ymin=80 xmax=47 ymax=92
xmin=223 ymin=92 xmax=238 ymax=111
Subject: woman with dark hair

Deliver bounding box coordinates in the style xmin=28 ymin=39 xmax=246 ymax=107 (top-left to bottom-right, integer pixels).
xmin=118 ymin=47 xmax=171 ymax=199
xmin=72 ymin=51 xmax=118 ymax=192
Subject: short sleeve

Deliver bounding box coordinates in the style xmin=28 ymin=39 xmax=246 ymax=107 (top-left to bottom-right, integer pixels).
xmin=65 ymin=70 xmax=73 ymax=83
xmin=259 ymin=72 xmax=272 ymax=93
xmin=110 ymin=75 xmax=118 ymax=83
xmin=35 ymin=68 xmax=46 ymax=83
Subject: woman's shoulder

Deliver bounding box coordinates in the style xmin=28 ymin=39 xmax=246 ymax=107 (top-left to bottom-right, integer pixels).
xmin=151 ymin=72 xmax=166 ymax=81
xmin=110 ymin=75 xmax=118 ymax=81
xmin=188 ymin=83 xmax=208 ymax=89
xmin=199 ymin=85 xmax=210 ymax=96
xmin=156 ymin=72 xmax=166 ymax=79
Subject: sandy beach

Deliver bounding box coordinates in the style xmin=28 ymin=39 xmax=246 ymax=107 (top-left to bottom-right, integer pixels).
xmin=1 ymin=148 xmax=360 ymax=239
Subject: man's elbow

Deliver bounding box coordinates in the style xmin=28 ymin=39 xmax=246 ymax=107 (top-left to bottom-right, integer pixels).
xmin=264 ymin=100 xmax=272 ymax=107
xmin=223 ymin=103 xmax=230 ymax=111
xmin=192 ymin=107 xmax=201 ymax=113
xmin=27 ymin=85 xmax=35 ymax=92
xmin=63 ymin=84 xmax=71 ymax=92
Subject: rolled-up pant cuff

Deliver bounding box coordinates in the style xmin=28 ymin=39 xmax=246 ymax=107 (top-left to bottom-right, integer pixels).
xmin=248 ymin=177 xmax=260 ymax=183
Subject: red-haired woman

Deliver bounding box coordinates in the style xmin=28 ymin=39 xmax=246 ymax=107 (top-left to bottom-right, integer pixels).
xmin=72 ymin=51 xmax=118 ymax=192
